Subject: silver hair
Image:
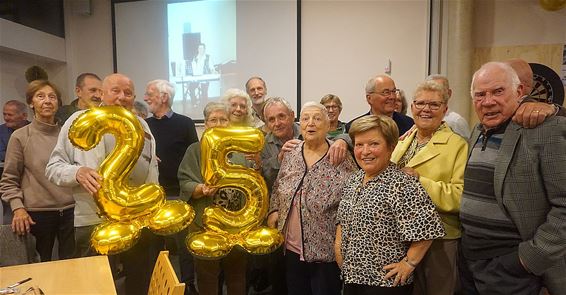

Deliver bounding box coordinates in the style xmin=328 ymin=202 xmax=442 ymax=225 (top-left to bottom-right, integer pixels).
xmin=470 ymin=62 xmax=521 ymax=97
xmin=221 ymin=88 xmax=253 ymax=125
xmin=263 ymin=97 xmax=294 ymax=118
xmin=147 ymin=79 xmax=176 ymax=107
xmin=365 ymin=74 xmax=393 ymax=94
xmin=414 ymin=80 xmax=450 ymax=103
xmin=300 ymin=101 xmax=329 ymax=121
xmin=203 ymin=102 xmax=229 ymax=120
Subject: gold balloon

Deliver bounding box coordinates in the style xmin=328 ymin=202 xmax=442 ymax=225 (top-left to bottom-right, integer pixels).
xmin=539 ymin=0 xmax=565 ymax=11
xmin=186 ymin=127 xmax=283 ymax=259
xmin=69 ymin=106 xmax=194 ymax=255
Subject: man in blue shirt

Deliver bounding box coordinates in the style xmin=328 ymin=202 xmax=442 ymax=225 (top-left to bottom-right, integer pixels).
xmin=0 ymin=100 xmax=29 ymax=224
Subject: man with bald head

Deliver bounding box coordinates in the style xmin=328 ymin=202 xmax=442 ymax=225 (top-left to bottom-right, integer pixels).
xmin=346 ymin=74 xmax=414 ymax=134
xmin=459 ymin=62 xmax=566 ymax=294
xmin=47 ymin=73 xmax=160 ymax=294
xmin=504 ymin=58 xmax=565 ymax=128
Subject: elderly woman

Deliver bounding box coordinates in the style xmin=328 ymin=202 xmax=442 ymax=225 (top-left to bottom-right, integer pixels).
xmin=335 ymin=115 xmax=445 ymax=295
xmin=267 ymin=101 xmax=357 ymax=295
xmin=0 ymin=80 xmax=74 ymax=261
xmin=178 ymin=102 xmax=256 ymax=295
xmin=320 ymin=94 xmax=347 ymax=139
xmin=222 ymin=88 xmax=254 ymax=127
xmin=390 ymin=81 xmax=468 ymax=295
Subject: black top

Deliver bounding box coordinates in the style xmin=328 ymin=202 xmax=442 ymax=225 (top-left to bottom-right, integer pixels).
xmin=146 ymin=112 xmax=198 ymax=196
xmin=346 ymin=111 xmax=414 ymax=135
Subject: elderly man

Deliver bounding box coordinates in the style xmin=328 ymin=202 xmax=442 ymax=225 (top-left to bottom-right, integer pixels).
xmin=346 ymin=74 xmax=414 ymax=134
xmin=56 ymin=73 xmax=102 ymax=123
xmin=144 ymin=79 xmax=198 ymax=197
xmin=0 ymin=100 xmax=29 ymax=224
xmin=46 ymin=73 xmax=160 ymax=295
xmin=505 ymin=58 xmax=564 ymax=129
xmin=261 ymin=97 xmax=300 ymax=192
xmin=245 ymin=76 xmax=269 ymax=130
xmin=459 ymin=62 xmax=566 ymax=294
xmin=143 ymin=79 xmax=198 ymax=295
xmin=426 ymin=74 xmax=471 ymax=138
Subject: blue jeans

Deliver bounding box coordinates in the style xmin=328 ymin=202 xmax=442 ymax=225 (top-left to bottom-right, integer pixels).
xmin=28 ymin=208 xmax=75 ymax=261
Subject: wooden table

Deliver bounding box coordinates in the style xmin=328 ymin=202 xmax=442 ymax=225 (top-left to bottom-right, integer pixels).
xmin=0 ymin=255 xmax=116 ymax=295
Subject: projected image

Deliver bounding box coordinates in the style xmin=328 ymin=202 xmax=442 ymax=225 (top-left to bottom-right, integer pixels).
xmin=167 ymin=1 xmax=236 ymax=119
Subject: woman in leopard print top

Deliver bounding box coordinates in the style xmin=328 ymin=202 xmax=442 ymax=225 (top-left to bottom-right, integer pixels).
xmin=335 ymin=115 xmax=445 ymax=295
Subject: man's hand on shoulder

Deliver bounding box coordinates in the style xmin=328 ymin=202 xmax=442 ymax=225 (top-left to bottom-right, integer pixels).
xmin=513 ymin=102 xmax=556 ymax=128
xmin=278 ymin=139 xmax=301 ymax=163
xmin=329 ymin=139 xmax=348 ymax=166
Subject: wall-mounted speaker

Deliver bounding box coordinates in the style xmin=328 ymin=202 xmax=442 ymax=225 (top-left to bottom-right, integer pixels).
xmin=72 ymin=0 xmax=92 ymax=16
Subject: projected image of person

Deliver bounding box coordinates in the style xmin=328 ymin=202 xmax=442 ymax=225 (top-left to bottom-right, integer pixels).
xmin=189 ymin=43 xmax=215 ymax=107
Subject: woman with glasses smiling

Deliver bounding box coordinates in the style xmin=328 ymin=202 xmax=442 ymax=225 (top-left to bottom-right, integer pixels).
xmin=178 ymin=101 xmax=259 ymax=295
xmin=320 ymin=94 xmax=347 ymax=139
xmin=390 ymin=80 xmax=468 ymax=295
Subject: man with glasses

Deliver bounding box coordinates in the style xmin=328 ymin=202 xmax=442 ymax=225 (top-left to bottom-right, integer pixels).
xmin=346 ymin=74 xmax=414 ymax=134
xmin=459 ymin=62 xmax=566 ymax=294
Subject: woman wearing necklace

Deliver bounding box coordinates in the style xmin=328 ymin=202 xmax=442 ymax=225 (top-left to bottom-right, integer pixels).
xmin=0 ymin=80 xmax=74 ymax=262
xmin=390 ymin=80 xmax=468 ymax=295
xmin=267 ymin=101 xmax=357 ymax=295
xmin=335 ymin=115 xmax=445 ymax=295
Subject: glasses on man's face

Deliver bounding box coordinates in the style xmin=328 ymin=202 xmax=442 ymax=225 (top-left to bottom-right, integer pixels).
xmin=372 ymin=88 xmax=399 ymax=97
xmin=413 ymin=100 xmax=444 ymax=111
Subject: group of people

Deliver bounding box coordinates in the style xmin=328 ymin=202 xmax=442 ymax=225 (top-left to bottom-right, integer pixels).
xmin=0 ymin=56 xmax=565 ymax=295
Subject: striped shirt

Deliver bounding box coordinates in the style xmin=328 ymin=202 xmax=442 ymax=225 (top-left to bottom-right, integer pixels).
xmin=460 ymin=123 xmax=522 ymax=260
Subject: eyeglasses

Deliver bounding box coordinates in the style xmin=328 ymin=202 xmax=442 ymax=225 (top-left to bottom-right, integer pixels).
xmin=371 ymin=88 xmax=399 ymax=97
xmin=413 ymin=100 xmax=444 ymax=111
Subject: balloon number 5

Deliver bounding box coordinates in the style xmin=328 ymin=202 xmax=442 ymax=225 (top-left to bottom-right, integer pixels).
xmin=69 ymin=106 xmax=194 ymax=255
xmin=187 ymin=127 xmax=283 ymax=258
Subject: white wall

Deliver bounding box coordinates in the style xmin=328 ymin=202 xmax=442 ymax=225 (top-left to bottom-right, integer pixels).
xmin=2 ymin=0 xmax=565 ymax=125
xmin=301 ymin=0 xmax=429 ymax=122
xmin=0 ymin=19 xmax=67 ymax=119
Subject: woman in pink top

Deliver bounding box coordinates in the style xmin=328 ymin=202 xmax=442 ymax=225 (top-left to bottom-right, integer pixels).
xmin=267 ymin=101 xmax=357 ymax=295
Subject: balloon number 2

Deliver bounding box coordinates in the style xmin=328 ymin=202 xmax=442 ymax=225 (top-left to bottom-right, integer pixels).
xmin=69 ymin=106 xmax=195 ymax=255
xmin=187 ymin=127 xmax=283 ymax=259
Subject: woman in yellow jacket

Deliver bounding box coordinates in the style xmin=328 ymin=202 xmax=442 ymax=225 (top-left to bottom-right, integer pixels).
xmin=391 ymin=81 xmax=468 ymax=295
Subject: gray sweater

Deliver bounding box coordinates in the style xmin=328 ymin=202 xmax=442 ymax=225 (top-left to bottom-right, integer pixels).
xmin=0 ymin=119 xmax=74 ymax=212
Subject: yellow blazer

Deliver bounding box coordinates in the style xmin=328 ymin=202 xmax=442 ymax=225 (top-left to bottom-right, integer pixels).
xmin=391 ymin=123 xmax=468 ymax=239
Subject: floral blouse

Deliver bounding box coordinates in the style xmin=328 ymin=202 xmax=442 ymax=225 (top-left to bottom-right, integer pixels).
xmin=270 ymin=140 xmax=357 ymax=262
xmin=337 ymin=164 xmax=445 ymax=287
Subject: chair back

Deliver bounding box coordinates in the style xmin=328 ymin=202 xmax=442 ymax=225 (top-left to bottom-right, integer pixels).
xmin=148 ymin=250 xmax=185 ymax=295
xmin=0 ymin=224 xmax=41 ymax=266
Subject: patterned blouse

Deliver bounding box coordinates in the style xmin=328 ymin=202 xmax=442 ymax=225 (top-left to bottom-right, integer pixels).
xmin=337 ymin=164 xmax=445 ymax=287
xmin=270 ymin=140 xmax=357 ymax=262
